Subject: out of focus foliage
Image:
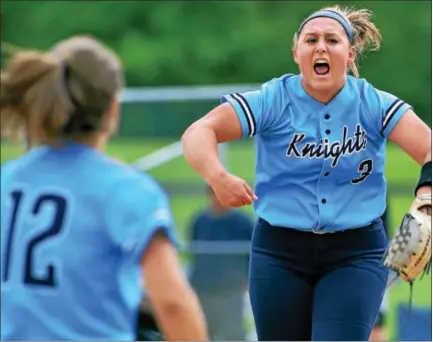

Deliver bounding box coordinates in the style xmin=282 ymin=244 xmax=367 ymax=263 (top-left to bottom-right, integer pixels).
xmin=2 ymin=1 xmax=431 ymax=124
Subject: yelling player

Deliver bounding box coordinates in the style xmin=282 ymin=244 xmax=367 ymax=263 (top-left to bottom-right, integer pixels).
xmin=181 ymin=6 xmax=431 ymax=341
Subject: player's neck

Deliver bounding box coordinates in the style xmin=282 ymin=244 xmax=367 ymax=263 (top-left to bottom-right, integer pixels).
xmin=301 ymin=76 xmax=346 ymax=104
xmin=74 ymin=134 xmax=110 ymax=152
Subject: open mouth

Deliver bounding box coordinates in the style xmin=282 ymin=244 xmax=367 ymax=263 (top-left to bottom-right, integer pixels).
xmin=314 ymin=62 xmax=330 ymax=76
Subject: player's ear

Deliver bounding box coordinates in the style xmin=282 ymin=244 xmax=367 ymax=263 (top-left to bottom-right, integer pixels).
xmin=348 ymin=46 xmax=356 ymax=64
xmin=292 ymin=47 xmax=300 ymax=65
xmin=105 ymin=97 xmax=121 ymax=135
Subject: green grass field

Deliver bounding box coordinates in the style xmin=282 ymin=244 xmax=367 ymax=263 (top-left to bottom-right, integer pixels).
xmin=1 ymin=138 xmax=431 ymax=339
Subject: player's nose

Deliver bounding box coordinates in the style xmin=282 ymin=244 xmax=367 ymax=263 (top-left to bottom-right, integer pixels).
xmin=315 ymin=39 xmax=327 ymax=53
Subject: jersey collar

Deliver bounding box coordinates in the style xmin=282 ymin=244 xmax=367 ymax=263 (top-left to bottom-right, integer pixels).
xmin=292 ymin=74 xmax=356 ymax=110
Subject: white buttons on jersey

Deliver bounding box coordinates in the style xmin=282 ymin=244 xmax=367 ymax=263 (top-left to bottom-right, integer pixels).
xmin=319 ymin=112 xmax=330 ymax=223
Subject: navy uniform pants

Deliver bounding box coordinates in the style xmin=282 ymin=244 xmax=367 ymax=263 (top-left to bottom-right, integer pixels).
xmin=249 ymin=218 xmax=389 ymax=341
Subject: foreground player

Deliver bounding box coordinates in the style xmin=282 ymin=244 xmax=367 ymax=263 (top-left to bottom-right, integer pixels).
xmin=182 ymin=5 xmax=431 ymax=341
xmin=1 ymin=36 xmax=207 ymax=341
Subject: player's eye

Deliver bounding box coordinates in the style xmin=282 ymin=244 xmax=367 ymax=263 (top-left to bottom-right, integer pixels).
xmin=328 ymin=38 xmax=338 ymax=43
xmin=306 ymin=38 xmax=317 ymax=43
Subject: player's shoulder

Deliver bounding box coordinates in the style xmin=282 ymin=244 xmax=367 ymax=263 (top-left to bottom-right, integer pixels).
xmin=352 ymin=76 xmax=408 ymax=116
xmin=102 ymin=157 xmax=167 ymax=202
xmin=351 ymin=76 xmax=374 ymax=92
xmin=256 ymin=73 xmax=298 ymax=113
xmin=262 ymin=73 xmax=297 ymax=93
xmin=1 ymin=158 xmax=19 ymax=176
xmin=1 ymin=159 xmax=19 ymax=189
xmin=349 ymin=76 xmax=383 ymax=105
xmin=264 ymin=72 xmax=297 ymax=84
xmin=1 ymin=147 xmax=46 ymax=181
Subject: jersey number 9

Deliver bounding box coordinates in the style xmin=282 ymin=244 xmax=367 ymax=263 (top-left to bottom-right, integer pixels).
xmin=3 ymin=190 xmax=68 ymax=287
xmin=351 ymin=159 xmax=373 ymax=184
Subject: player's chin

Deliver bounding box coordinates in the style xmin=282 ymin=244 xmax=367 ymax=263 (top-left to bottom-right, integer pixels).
xmin=310 ymin=74 xmax=334 ymax=90
xmin=312 ymin=69 xmax=332 ymax=82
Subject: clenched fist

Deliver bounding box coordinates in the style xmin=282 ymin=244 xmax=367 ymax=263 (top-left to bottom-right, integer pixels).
xmin=209 ymin=172 xmax=258 ymax=208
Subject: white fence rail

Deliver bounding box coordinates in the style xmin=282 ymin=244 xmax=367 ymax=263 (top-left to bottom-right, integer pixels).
xmin=120 ymin=84 xmax=261 ymax=103
xmin=124 ymin=84 xmax=251 ymax=171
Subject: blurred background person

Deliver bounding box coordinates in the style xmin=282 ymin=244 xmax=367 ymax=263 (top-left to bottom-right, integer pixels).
xmin=187 ymin=185 xmax=254 ymax=340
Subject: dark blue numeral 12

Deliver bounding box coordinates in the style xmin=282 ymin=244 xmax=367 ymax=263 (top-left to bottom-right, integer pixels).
xmin=3 ymin=190 xmax=67 ymax=287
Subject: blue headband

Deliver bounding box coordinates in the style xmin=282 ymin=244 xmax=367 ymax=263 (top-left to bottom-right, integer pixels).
xmin=297 ymin=10 xmax=355 ymax=45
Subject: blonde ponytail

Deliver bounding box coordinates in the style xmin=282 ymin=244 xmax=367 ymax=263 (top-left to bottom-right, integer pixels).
xmin=321 ymin=5 xmax=382 ymax=77
xmin=1 ymin=36 xmax=123 ymax=147
xmin=1 ymin=51 xmax=72 ymax=145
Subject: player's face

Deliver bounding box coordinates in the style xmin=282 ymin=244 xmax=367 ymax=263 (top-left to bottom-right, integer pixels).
xmin=293 ymin=17 xmax=355 ymax=96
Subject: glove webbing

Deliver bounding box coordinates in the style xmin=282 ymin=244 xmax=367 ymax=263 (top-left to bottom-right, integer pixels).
xmin=421 ymin=258 xmax=432 ymax=279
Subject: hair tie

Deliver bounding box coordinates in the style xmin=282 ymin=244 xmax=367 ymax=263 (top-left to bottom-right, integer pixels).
xmin=59 ymin=61 xmax=96 ymax=134
xmin=59 ymin=61 xmax=76 ymax=108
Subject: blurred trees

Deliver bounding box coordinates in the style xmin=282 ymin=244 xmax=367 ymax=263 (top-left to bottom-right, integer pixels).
xmin=2 ymin=1 xmax=431 ymax=124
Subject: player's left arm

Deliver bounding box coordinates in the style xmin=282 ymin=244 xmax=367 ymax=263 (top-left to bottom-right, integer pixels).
xmin=388 ymin=109 xmax=432 ymax=213
xmin=106 ymin=175 xmax=208 ymax=341
xmin=382 ymin=109 xmax=432 ymax=283
xmin=372 ymin=87 xmax=431 ymax=211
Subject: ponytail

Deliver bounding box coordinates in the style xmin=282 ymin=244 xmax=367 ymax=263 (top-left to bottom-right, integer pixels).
xmin=321 ymin=5 xmax=382 ymax=77
xmin=1 ymin=51 xmax=72 ymax=145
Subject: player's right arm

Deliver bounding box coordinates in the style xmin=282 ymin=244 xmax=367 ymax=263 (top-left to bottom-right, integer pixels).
xmin=181 ymin=79 xmax=283 ymax=207
xmin=182 ymin=102 xmax=242 ymax=185
xmin=107 ymin=175 xmax=208 ymax=341
xmin=182 ymin=103 xmax=256 ymax=207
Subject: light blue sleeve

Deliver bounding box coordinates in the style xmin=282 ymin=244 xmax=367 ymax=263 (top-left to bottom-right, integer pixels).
xmin=220 ymin=77 xmax=286 ymax=138
xmin=106 ymin=174 xmax=178 ymax=264
xmin=374 ymin=89 xmax=413 ymax=138
xmin=1 ymin=163 xmax=13 ymax=213
xmin=1 ymin=160 xmax=17 ymax=187
xmin=361 ymin=79 xmax=413 ymax=139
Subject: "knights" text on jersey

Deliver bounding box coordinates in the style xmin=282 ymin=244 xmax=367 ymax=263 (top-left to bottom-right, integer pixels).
xmin=286 ymin=124 xmax=367 ymax=167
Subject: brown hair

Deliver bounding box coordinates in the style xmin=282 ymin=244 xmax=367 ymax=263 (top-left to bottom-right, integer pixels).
xmin=1 ymin=36 xmax=124 ymax=146
xmin=293 ymin=5 xmax=382 ymax=78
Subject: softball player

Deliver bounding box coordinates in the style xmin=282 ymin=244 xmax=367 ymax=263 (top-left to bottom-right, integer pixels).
xmin=1 ymin=36 xmax=207 ymax=341
xmin=182 ymin=5 xmax=432 ymax=341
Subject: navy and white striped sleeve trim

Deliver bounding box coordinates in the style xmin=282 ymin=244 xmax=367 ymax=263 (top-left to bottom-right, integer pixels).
xmin=382 ymin=98 xmax=409 ymax=135
xmin=227 ymin=93 xmax=257 ymax=137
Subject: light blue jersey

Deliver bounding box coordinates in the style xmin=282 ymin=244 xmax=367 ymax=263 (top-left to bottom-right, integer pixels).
xmin=222 ymin=74 xmax=411 ymax=232
xmin=1 ymin=142 xmax=176 ymax=340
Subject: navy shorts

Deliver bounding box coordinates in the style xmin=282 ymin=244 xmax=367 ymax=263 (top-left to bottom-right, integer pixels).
xmin=249 ymin=218 xmax=389 ymax=341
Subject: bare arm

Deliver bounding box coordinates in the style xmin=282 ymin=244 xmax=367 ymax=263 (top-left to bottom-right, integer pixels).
xmin=142 ymin=231 xmax=208 ymax=341
xmin=182 ymin=103 xmax=257 ymax=207
xmin=388 ymin=109 xmax=431 ymax=197
xmin=181 ymin=102 xmax=242 ymax=184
